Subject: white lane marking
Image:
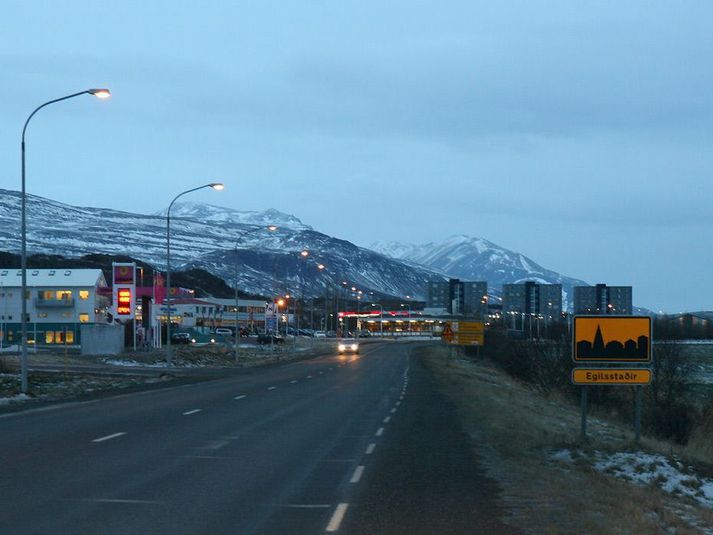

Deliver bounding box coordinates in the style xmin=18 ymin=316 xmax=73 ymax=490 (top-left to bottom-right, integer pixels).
xmin=376 ymin=427 xmax=384 ymax=437
xmin=396 ymin=401 xmax=401 ymax=406
xmin=350 ymin=465 xmax=365 ymax=483
xmin=319 ymin=371 xmax=324 ymax=375
xmin=183 ymin=409 xmax=201 ymax=415
xmin=199 ymin=440 xmax=229 ymax=450
xmin=267 ymin=386 xmax=277 ymax=391
xmin=290 ymin=380 xmax=298 ymax=384
xmin=71 ymin=498 xmax=160 ymax=504
xmin=234 ymin=395 xmax=247 ymax=400
xmin=307 ymin=375 xmax=313 ymax=379
xmin=366 ymin=443 xmax=376 ymax=455
xmin=326 ymin=503 xmax=349 ymax=532
xmin=276 ymin=504 xmax=331 ymax=509
xmin=390 ymin=408 xmax=397 ymax=414
xmin=92 ymin=432 xmax=126 ymax=443
xmin=383 ymin=416 xmax=391 ymax=423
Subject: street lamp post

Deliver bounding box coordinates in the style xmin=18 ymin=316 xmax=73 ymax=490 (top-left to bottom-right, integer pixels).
xmin=371 ymin=303 xmax=383 ymax=337
xmin=401 ymin=303 xmax=412 ymax=336
xmin=165 ymin=182 xmax=223 ymax=364
xmin=19 ymin=88 xmax=110 ymax=393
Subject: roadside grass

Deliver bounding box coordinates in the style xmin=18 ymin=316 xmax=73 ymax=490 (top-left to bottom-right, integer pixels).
xmin=421 ymin=345 xmax=713 ymax=534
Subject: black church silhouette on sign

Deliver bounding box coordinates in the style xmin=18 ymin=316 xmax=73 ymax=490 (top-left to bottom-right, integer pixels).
xmin=576 ymin=325 xmax=649 ymax=361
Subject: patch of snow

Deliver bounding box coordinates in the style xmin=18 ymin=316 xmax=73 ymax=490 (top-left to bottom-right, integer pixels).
xmin=0 ymin=393 xmax=31 ymax=405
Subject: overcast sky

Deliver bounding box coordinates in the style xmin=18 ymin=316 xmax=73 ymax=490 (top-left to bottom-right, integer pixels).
xmin=1 ymin=1 xmax=711 ymax=312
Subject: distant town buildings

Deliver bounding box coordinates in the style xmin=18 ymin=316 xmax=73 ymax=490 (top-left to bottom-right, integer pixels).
xmin=501 ymin=281 xmax=562 ymax=319
xmin=573 ymin=284 xmax=632 ymax=315
xmin=427 ymin=278 xmax=488 ymax=318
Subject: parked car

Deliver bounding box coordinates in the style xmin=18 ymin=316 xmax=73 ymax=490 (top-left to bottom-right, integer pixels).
xmin=314 ymin=331 xmax=327 ymax=338
xmin=171 ymin=332 xmax=194 ymax=345
xmin=214 ymin=328 xmax=234 ymax=337
xmin=257 ymin=333 xmax=285 ymax=345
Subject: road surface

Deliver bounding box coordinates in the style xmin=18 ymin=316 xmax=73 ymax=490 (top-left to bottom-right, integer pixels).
xmin=0 ymin=342 xmax=514 ymax=534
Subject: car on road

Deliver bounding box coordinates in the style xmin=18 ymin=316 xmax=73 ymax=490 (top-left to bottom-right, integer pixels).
xmin=214 ymin=328 xmax=234 ymax=337
xmin=257 ymin=333 xmax=285 ymax=345
xmin=338 ymin=339 xmax=359 ymax=354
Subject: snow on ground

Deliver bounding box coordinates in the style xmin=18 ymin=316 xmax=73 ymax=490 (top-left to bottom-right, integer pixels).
xmin=0 ymin=393 xmax=31 ymax=405
xmin=551 ymin=448 xmax=713 ymax=509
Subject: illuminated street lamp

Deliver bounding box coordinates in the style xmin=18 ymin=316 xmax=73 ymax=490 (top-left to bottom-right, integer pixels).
xmin=19 ymin=88 xmax=111 ymax=394
xmin=372 ymin=303 xmax=384 ymax=337
xmin=165 ymin=182 xmax=223 ymax=364
xmin=401 ymin=302 xmax=412 ymax=335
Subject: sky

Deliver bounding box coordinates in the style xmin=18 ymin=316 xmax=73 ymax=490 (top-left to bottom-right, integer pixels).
xmin=0 ymin=1 xmax=712 ymax=312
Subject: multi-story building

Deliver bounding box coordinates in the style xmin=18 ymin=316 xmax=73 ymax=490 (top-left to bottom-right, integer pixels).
xmin=502 ymin=281 xmax=562 ymax=319
xmin=0 ymin=268 xmax=110 ymax=346
xmin=573 ymin=284 xmax=632 ymax=315
xmin=427 ymin=279 xmax=488 ymax=318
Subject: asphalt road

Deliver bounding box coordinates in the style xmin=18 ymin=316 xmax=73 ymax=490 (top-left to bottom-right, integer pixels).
xmin=0 ymin=342 xmax=513 ymax=534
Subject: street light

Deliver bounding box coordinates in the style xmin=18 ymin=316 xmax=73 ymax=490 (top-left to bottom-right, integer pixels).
xmin=234 ymin=224 xmax=277 ymax=364
xmin=19 ymin=88 xmax=111 ymax=394
xmin=165 ymin=182 xmax=223 ymax=364
xmin=401 ymin=302 xmax=412 ymax=335
xmin=372 ymin=303 xmax=383 ymax=337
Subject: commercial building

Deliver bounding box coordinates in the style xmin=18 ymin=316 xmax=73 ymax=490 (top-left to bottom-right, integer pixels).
xmin=573 ymin=284 xmax=632 ymax=315
xmin=427 ymin=279 xmax=488 ymax=318
xmin=0 ymin=268 xmax=110 ymax=346
xmin=502 ymin=281 xmax=562 ymax=319
xmin=157 ymin=297 xmax=269 ymax=330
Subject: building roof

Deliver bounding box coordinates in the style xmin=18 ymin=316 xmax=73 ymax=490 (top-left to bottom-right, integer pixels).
xmin=0 ymin=268 xmax=107 ymax=288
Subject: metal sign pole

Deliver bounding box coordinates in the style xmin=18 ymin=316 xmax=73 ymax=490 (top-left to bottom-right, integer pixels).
xmin=580 ymin=386 xmax=588 ymax=441
xmin=635 ymin=386 xmax=642 ymax=443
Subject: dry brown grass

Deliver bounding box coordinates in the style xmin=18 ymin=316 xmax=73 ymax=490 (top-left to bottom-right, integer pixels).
xmin=421 ymin=346 xmax=713 ymax=534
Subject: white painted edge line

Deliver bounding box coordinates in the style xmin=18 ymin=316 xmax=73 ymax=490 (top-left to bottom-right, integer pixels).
xmin=365 ymin=443 xmax=376 ymax=455
xmin=383 ymin=416 xmax=391 ymax=423
xmin=234 ymin=395 xmax=247 ymax=400
xmin=267 ymin=386 xmax=277 ymax=391
xmin=183 ymin=409 xmax=201 ymax=416
xmin=276 ymin=504 xmax=331 ymax=509
xmin=326 ymin=503 xmax=349 ymax=532
xmin=92 ymin=432 xmax=127 ymax=443
xmin=71 ymin=498 xmax=160 ymax=504
xmin=350 ymin=465 xmax=365 ymax=483
xmin=376 ymin=427 xmax=384 ymax=437
xmin=290 ymin=380 xmax=298 ymax=384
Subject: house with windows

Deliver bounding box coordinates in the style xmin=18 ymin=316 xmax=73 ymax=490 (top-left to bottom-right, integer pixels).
xmin=0 ymin=268 xmax=110 ymax=347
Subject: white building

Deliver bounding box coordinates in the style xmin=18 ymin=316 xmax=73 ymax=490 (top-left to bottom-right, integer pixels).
xmin=0 ymin=268 xmax=110 ymax=346
xmin=156 ymin=297 xmax=268 ymax=330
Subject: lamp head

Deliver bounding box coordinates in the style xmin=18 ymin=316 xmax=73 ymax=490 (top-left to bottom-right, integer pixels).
xmin=267 ymin=225 xmax=278 ymax=232
xmin=88 ymin=88 xmax=111 ymax=99
xmin=209 ymin=183 xmax=224 ymax=191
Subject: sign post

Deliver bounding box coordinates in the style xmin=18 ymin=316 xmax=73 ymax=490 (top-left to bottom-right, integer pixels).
xmin=112 ymin=262 xmax=136 ymax=350
xmin=572 ymin=316 xmax=652 ymax=442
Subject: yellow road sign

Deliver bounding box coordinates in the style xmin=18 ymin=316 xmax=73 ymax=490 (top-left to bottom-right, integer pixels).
xmin=573 ymin=316 xmax=652 ymax=363
xmin=449 ymin=321 xmax=484 ymax=346
xmin=572 ymin=368 xmax=652 ymax=385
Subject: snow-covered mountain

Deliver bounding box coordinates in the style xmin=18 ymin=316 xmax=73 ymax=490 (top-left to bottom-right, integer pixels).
xmin=370 ymin=234 xmax=589 ymax=305
xmin=155 ymin=202 xmax=312 ymax=231
xmin=0 ymin=189 xmax=438 ymax=299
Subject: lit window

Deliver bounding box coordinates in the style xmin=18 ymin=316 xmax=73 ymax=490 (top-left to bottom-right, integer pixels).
xmin=37 ymin=313 xmax=48 ymax=318
xmin=56 ymin=290 xmax=72 ymax=300
xmin=42 ymin=290 xmax=53 ymax=299
xmin=65 ymin=331 xmax=74 ymax=344
xmin=79 ymin=313 xmax=90 ymax=323
xmin=79 ymin=290 xmax=89 ymax=300
xmin=55 ymin=331 xmax=64 ymax=344
xmin=45 ymin=332 xmax=55 ymax=344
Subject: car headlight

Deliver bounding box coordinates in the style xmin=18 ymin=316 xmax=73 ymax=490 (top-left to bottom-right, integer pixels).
xmin=210 ymin=338 xmax=216 ymax=343
xmin=351 ymin=344 xmax=358 ymax=351
xmin=338 ymin=344 xmax=346 ymax=351
xmin=191 ymin=339 xmax=196 ymax=343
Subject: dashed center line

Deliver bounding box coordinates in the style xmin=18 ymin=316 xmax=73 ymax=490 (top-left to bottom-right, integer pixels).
xmin=390 ymin=408 xmax=397 ymax=414
xmin=307 ymin=375 xmax=313 ymax=379
xmin=183 ymin=409 xmax=201 ymax=416
xmin=383 ymin=416 xmax=391 ymax=423
xmin=376 ymin=427 xmax=384 ymax=437
xmin=350 ymin=465 xmax=365 ymax=483
xmin=290 ymin=380 xmax=298 ymax=384
xmin=365 ymin=443 xmax=376 ymax=455
xmin=267 ymin=386 xmax=277 ymax=391
xmin=396 ymin=401 xmax=401 ymax=406
xmin=326 ymin=503 xmax=349 ymax=532
xmin=234 ymin=395 xmax=247 ymax=400
xmin=92 ymin=432 xmax=127 ymax=443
